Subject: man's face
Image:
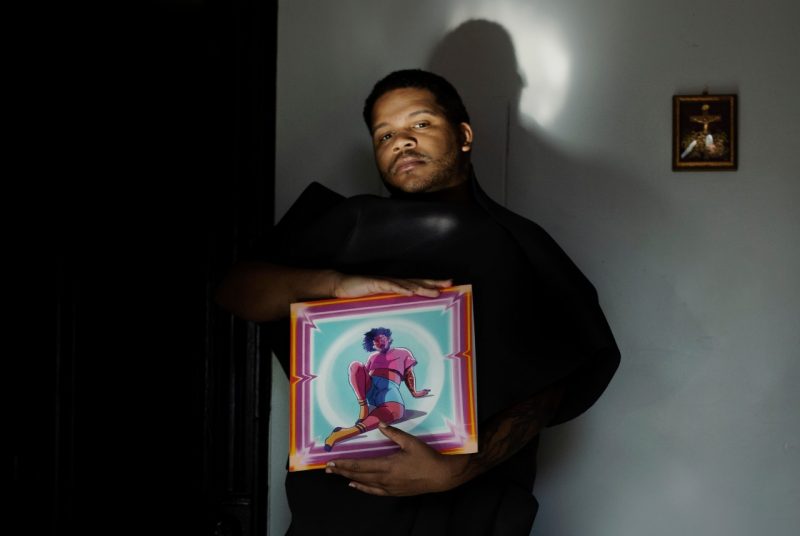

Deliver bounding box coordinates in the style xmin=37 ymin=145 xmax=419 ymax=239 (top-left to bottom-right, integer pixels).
xmin=372 ymin=334 xmax=390 ymax=351
xmin=370 ymin=87 xmax=473 ymax=193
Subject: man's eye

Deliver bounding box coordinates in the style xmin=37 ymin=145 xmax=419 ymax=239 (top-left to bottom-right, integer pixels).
xmin=378 ymin=132 xmax=393 ymax=143
xmin=414 ymin=121 xmax=429 ymax=129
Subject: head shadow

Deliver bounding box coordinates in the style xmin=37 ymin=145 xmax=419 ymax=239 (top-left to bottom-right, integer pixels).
xmin=427 ymin=19 xmax=524 ymax=205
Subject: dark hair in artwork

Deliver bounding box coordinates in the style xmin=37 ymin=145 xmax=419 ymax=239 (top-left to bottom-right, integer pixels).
xmin=362 ymin=327 xmax=392 ymax=352
xmin=362 ymin=69 xmax=471 ymax=131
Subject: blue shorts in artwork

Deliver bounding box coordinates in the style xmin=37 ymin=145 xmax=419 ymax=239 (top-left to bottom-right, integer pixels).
xmin=366 ymin=376 xmax=404 ymax=406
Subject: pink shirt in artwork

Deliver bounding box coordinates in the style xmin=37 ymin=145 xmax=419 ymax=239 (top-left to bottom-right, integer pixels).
xmin=366 ymin=347 xmax=417 ymax=375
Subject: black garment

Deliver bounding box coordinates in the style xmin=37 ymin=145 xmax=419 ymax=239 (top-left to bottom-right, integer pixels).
xmin=259 ymin=175 xmax=620 ymax=535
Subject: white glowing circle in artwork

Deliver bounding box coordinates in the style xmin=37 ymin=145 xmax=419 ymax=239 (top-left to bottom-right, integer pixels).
xmin=315 ymin=317 xmax=446 ymax=439
xmin=446 ymin=1 xmax=572 ymax=127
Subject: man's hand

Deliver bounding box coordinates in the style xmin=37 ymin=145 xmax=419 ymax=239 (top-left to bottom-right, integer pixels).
xmin=215 ymin=261 xmax=452 ymax=322
xmin=325 ymin=422 xmax=469 ymax=496
xmin=327 ymin=385 xmax=566 ymax=496
xmin=332 ymin=274 xmax=452 ymax=299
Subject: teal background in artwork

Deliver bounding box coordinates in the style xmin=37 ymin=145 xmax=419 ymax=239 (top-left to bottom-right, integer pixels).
xmin=308 ymin=307 xmax=458 ymax=443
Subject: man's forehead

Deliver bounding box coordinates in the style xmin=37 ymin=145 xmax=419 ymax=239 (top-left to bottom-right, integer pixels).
xmin=371 ymin=88 xmax=444 ymax=128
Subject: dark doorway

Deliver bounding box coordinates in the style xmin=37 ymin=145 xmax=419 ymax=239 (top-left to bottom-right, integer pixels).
xmin=18 ymin=2 xmax=278 ymax=535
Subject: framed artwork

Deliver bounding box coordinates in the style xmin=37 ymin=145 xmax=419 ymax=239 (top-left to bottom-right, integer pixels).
xmin=288 ymin=285 xmax=478 ymax=471
xmin=673 ymin=94 xmax=737 ymax=170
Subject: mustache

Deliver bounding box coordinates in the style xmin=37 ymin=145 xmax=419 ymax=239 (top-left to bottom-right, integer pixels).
xmin=391 ymin=150 xmax=430 ymax=173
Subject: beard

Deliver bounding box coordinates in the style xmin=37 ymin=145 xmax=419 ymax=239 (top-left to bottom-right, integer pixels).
xmin=381 ymin=149 xmax=465 ymax=194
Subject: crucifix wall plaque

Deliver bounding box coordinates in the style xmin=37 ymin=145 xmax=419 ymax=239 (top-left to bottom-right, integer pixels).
xmin=673 ymin=94 xmax=737 ymax=171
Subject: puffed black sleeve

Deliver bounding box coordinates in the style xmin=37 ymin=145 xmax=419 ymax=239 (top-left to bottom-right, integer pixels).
xmin=247 ymin=181 xmax=349 ymax=266
xmin=493 ymin=208 xmax=620 ymax=425
xmin=248 ymin=181 xmax=353 ymax=374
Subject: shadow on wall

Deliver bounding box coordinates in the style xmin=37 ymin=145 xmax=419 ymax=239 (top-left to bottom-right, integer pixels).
xmin=426 ymin=15 xmax=590 ymax=480
xmin=428 ymin=19 xmax=524 ymax=206
xmin=426 ymin=19 xmax=710 ymax=507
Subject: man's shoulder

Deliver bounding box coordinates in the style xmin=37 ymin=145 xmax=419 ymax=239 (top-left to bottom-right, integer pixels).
xmin=472 ymin=177 xmax=597 ymax=292
xmin=279 ymin=182 xmax=360 ymax=221
xmin=472 ymin=184 xmax=555 ymax=244
xmin=275 ymin=182 xmax=386 ymax=235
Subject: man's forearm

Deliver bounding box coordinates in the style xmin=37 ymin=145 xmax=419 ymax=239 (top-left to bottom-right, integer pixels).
xmin=450 ymin=383 xmax=565 ymax=486
xmin=215 ymin=262 xmax=453 ymax=323
xmin=215 ymin=261 xmax=339 ymax=322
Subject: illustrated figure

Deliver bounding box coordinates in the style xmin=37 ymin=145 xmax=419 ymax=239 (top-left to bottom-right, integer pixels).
xmin=324 ymin=327 xmax=430 ymax=451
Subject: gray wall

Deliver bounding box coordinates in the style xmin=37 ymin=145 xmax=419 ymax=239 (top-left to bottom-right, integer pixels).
xmin=270 ymin=1 xmax=800 ymax=534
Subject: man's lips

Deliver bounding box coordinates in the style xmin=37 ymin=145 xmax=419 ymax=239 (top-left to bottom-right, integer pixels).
xmin=391 ymin=153 xmax=428 ymax=174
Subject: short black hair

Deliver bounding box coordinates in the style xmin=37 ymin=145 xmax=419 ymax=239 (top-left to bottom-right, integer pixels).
xmin=362 ymin=69 xmax=470 ymax=131
xmin=363 ymin=327 xmax=392 ymax=352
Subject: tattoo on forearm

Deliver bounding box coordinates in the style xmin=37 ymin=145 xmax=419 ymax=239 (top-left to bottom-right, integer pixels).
xmin=404 ymin=369 xmax=415 ymax=392
xmin=468 ymin=387 xmax=563 ymax=475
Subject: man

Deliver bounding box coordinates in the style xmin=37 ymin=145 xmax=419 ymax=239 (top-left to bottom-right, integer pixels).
xmin=216 ymin=69 xmax=619 ymax=535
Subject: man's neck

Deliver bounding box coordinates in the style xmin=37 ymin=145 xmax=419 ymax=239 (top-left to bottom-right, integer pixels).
xmin=390 ymin=171 xmax=475 ymax=204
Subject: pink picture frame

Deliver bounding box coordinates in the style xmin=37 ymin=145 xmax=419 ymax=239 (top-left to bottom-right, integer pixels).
xmin=288 ymin=285 xmax=478 ymax=471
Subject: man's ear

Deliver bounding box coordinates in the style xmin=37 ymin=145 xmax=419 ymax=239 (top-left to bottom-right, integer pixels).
xmin=460 ymin=122 xmax=474 ymax=153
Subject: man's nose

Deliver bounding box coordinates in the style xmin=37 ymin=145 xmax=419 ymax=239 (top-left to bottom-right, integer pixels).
xmin=392 ymin=129 xmax=417 ymax=151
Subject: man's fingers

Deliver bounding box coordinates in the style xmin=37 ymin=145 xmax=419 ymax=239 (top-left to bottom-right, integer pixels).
xmin=335 ymin=275 xmax=411 ymax=298
xmin=409 ymin=286 xmax=439 ymax=297
xmin=408 ymin=278 xmax=452 ymax=288
xmin=388 ymin=278 xmax=451 ymax=297
xmin=348 ymin=481 xmax=388 ymax=496
xmin=328 ymin=466 xmax=377 ymax=480
xmin=405 ymin=278 xmax=453 ymax=296
xmin=378 ymin=422 xmax=417 ymax=450
xmin=326 ymin=457 xmax=389 ymax=476
xmin=371 ymin=279 xmax=414 ymax=295
xmin=328 ymin=466 xmax=389 ymax=483
xmin=336 ymin=274 xmax=452 ymax=298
